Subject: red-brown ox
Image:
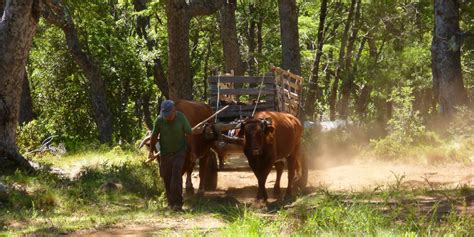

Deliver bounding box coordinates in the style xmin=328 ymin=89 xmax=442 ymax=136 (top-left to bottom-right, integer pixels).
xmin=225 ymin=111 xmax=306 ymax=201
xmin=140 ymin=100 xmax=218 ymax=193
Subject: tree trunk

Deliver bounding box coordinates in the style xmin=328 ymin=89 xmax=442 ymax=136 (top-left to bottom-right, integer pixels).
xmin=304 ymin=0 xmax=327 ymax=119
xmin=339 ymin=0 xmax=361 ymax=119
xmin=245 ymin=3 xmax=257 ymax=75
xmin=278 ymin=0 xmax=301 ymax=75
xmin=219 ymin=0 xmax=245 ymax=75
xmin=19 ymin=71 xmax=34 ymax=124
xmin=356 ymin=33 xmax=381 ymax=118
xmin=356 ymin=84 xmax=372 ymax=116
xmin=166 ymin=0 xmax=224 ymax=101
xmin=141 ymin=92 xmax=153 ymax=130
xmin=431 ymin=0 xmax=467 ymax=116
xmin=166 ymin=5 xmax=192 ymax=101
xmin=43 ymin=4 xmax=113 ymax=143
xmin=329 ymin=0 xmax=356 ymax=121
xmin=203 ymin=37 xmax=212 ymax=100
xmin=257 ymin=16 xmax=263 ymax=55
xmin=134 ymin=0 xmax=169 ymax=98
xmin=0 ymin=0 xmax=40 ymax=172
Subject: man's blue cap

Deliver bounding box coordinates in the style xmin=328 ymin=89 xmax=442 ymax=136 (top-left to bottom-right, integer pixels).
xmin=160 ymin=100 xmax=175 ymax=118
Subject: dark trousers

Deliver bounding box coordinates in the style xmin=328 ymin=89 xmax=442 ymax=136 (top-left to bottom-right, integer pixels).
xmin=159 ymin=149 xmax=186 ymax=207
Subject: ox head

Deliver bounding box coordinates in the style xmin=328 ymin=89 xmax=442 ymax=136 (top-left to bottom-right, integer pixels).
xmin=240 ymin=117 xmax=274 ymax=156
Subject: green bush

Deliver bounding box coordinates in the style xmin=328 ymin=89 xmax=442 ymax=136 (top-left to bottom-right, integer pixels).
xmin=370 ymin=86 xmax=442 ymax=160
xmin=16 ymin=120 xmax=50 ymax=154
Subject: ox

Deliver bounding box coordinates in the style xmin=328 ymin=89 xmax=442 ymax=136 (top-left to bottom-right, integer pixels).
xmin=140 ymin=100 xmax=218 ymax=193
xmin=224 ymin=111 xmax=306 ymax=201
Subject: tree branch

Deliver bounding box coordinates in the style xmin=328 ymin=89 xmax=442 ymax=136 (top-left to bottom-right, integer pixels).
xmin=188 ymin=0 xmax=225 ymax=17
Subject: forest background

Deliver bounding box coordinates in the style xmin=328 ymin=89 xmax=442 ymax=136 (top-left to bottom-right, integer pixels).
xmin=1 ymin=0 xmax=473 ymax=166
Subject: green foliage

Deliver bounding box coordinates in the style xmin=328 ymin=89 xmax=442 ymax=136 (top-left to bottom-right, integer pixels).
xmin=0 ymin=150 xmax=163 ymax=235
xmin=371 ymin=86 xmax=441 ymax=160
xmin=449 ymin=106 xmax=474 ymax=139
xmin=16 ymin=120 xmax=50 ymax=154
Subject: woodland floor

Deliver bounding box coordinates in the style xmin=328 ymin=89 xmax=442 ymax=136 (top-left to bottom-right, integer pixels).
xmin=63 ymin=154 xmax=474 ymax=236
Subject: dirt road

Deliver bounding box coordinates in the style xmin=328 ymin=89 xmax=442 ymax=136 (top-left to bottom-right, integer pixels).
xmin=196 ymin=155 xmax=473 ymax=203
xmin=69 ymin=155 xmax=473 ymax=236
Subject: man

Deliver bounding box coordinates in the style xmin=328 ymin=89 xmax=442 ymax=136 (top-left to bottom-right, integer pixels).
xmin=149 ymin=100 xmax=192 ymax=211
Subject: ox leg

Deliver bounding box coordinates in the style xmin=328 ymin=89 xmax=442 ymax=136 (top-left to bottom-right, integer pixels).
xmin=285 ymin=157 xmax=296 ymax=200
xmin=273 ymin=161 xmax=284 ymax=197
xmin=197 ymin=154 xmax=208 ymax=194
xmin=256 ymin=174 xmax=269 ymax=201
xmin=185 ymin=169 xmax=194 ymax=194
xmin=218 ymin=152 xmax=225 ymax=170
xmin=255 ymin=166 xmax=272 ymax=201
xmin=185 ymin=153 xmax=195 ymax=194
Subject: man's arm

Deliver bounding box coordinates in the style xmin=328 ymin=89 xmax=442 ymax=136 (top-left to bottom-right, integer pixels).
xmin=181 ymin=113 xmax=192 ymax=135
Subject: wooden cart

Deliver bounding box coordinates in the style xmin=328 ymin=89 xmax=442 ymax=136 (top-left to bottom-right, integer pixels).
xmin=207 ymin=66 xmax=304 ymax=121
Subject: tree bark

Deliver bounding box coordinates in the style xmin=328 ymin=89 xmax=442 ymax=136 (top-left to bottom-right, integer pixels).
xmin=338 ymin=0 xmax=361 ymax=119
xmin=431 ymin=0 xmax=467 ymax=116
xmin=19 ymin=71 xmax=35 ymax=124
xmin=304 ymin=0 xmax=327 ymax=119
xmin=203 ymin=37 xmax=212 ymax=100
xmin=43 ymin=2 xmax=113 ymax=143
xmin=0 ymin=0 xmax=40 ymax=172
xmin=278 ymin=0 xmax=301 ymax=75
xmin=141 ymin=92 xmax=153 ymax=130
xmin=218 ymin=0 xmax=245 ymax=76
xmin=257 ymin=16 xmax=263 ymax=55
xmin=166 ymin=0 xmax=224 ymax=101
xmin=166 ymin=4 xmax=192 ymax=101
xmin=134 ymin=0 xmax=169 ymax=98
xmin=245 ymin=3 xmax=257 ymax=75
xmin=329 ymin=0 xmax=356 ymax=121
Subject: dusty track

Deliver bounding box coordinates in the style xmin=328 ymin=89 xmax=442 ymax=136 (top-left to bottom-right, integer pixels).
xmin=68 ymin=155 xmax=474 ymax=236
xmin=196 ymin=155 xmax=474 ymax=203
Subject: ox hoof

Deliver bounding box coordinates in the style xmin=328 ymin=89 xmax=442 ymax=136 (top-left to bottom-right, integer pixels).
xmin=185 ymin=187 xmax=195 ymax=195
xmin=196 ymin=189 xmax=205 ymax=197
xmin=283 ymin=193 xmax=295 ymax=202
xmin=255 ymin=199 xmax=268 ymax=207
xmin=273 ymin=187 xmax=282 ymax=197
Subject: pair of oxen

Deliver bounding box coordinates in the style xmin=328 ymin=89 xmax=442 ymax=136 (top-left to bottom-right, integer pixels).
xmin=141 ymin=100 xmax=307 ymax=201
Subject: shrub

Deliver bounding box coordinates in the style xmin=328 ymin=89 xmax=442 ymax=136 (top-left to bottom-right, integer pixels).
xmin=370 ymin=86 xmax=441 ymax=160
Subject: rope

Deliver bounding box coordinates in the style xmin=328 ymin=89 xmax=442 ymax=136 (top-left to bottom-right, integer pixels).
xmin=252 ymin=74 xmax=266 ymax=117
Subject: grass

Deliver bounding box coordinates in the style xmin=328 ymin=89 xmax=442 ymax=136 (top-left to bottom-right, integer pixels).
xmin=0 ymin=147 xmax=167 ymax=235
xmin=1 ymin=147 xmax=473 ymax=236
xmin=216 ymin=186 xmax=474 ymax=236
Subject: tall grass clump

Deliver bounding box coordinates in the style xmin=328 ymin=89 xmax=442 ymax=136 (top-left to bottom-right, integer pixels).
xmin=288 ymin=188 xmax=474 ymax=236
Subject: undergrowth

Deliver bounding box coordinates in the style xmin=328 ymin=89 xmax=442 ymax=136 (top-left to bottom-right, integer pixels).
xmin=0 ymin=148 xmax=165 ymax=235
xmin=1 ymin=146 xmax=472 ymax=236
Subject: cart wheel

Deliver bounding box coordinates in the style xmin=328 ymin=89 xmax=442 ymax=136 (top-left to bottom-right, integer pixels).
xmin=204 ymin=151 xmax=218 ymax=191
